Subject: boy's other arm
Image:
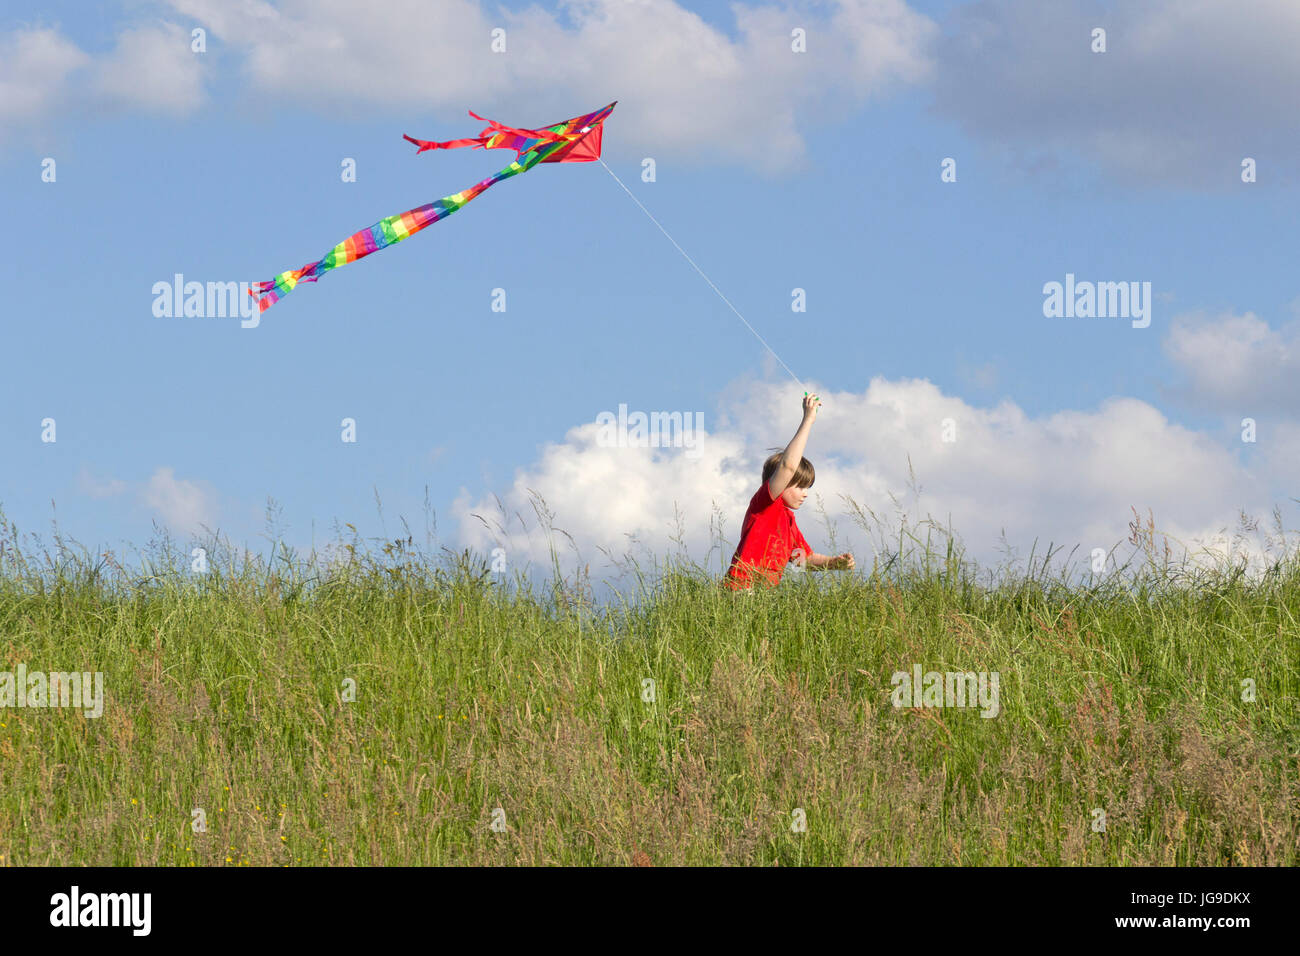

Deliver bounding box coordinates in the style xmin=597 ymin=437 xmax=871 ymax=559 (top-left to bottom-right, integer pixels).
xmin=768 ymin=393 xmax=820 ymax=499
xmin=803 ymin=551 xmax=855 ymax=571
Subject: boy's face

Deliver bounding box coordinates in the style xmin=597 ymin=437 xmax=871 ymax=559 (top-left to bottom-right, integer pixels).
xmin=781 ymin=483 xmax=810 ymax=509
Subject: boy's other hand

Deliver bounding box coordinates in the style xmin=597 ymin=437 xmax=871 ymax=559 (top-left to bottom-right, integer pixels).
xmin=802 ymin=391 xmax=821 ymax=423
xmin=830 ymin=552 xmax=854 ymax=570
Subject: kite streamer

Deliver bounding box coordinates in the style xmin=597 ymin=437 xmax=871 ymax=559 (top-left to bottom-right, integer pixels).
xmin=249 ymin=102 xmax=616 ymax=313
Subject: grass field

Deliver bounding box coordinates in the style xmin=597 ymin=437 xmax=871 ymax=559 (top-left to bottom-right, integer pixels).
xmin=0 ymin=503 xmax=1296 ymax=866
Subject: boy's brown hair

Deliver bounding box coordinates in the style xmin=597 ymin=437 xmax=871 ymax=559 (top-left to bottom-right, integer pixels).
xmin=762 ymin=450 xmax=815 ymax=489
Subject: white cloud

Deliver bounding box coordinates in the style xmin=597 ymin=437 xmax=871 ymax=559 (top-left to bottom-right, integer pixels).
xmin=451 ymin=376 xmax=1272 ymax=581
xmin=141 ymin=467 xmax=218 ymax=537
xmin=1255 ymin=420 xmax=1300 ymax=487
xmin=12 ymin=0 xmax=1296 ymax=188
xmin=0 ymin=21 xmax=207 ymax=139
xmin=76 ymin=465 xmax=219 ymax=538
xmin=1163 ymin=309 xmax=1300 ymax=409
xmin=0 ymin=27 xmax=90 ymax=124
xmin=165 ymin=0 xmax=938 ymax=172
xmin=92 ymin=23 xmax=207 ymax=114
xmin=929 ymin=0 xmax=1300 ymax=187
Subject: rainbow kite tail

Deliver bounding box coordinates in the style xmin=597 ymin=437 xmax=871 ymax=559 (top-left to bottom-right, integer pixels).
xmin=248 ymin=267 xmax=317 ymax=314
xmin=247 ymin=158 xmax=538 ymax=313
xmin=248 ymin=102 xmax=615 ymax=313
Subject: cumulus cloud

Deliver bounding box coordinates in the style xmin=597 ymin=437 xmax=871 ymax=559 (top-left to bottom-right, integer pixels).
xmin=0 ymin=21 xmax=207 ymax=140
xmin=451 ymin=376 xmax=1272 ymax=582
xmin=92 ymin=23 xmax=207 ymax=114
xmin=1163 ymin=309 xmax=1300 ymax=410
xmin=929 ymin=0 xmax=1300 ymax=187
xmin=1254 ymin=420 xmax=1300 ymax=487
xmin=163 ymin=0 xmax=937 ymax=172
xmin=76 ymin=465 xmax=219 ymax=538
xmin=141 ymin=467 xmax=218 ymax=537
xmin=10 ymin=0 xmax=1295 ymax=187
xmin=0 ymin=27 xmax=90 ymax=124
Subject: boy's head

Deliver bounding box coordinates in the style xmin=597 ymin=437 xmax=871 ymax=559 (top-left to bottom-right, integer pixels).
xmin=763 ymin=451 xmax=815 ymax=509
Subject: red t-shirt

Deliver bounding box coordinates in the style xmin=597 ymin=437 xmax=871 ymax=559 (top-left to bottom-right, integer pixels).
xmin=723 ymin=481 xmax=811 ymax=590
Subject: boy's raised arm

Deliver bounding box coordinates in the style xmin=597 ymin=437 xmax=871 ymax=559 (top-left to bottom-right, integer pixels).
xmin=768 ymin=392 xmax=820 ymax=499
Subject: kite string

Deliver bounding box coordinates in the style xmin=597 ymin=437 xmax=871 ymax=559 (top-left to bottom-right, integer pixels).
xmin=598 ymin=158 xmax=804 ymax=389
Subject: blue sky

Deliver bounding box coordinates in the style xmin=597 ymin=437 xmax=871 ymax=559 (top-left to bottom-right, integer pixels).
xmin=3 ymin=0 xmax=1299 ymax=592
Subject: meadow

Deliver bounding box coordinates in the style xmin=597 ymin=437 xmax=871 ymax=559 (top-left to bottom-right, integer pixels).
xmin=0 ymin=501 xmax=1296 ymax=866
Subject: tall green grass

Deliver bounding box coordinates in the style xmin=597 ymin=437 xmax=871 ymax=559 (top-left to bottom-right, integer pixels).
xmin=0 ymin=500 xmax=1295 ymax=865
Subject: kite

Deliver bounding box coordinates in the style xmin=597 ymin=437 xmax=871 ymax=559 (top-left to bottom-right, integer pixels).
xmin=248 ymin=102 xmax=617 ymax=313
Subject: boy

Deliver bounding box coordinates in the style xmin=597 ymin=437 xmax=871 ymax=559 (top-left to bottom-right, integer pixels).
xmin=723 ymin=392 xmax=855 ymax=591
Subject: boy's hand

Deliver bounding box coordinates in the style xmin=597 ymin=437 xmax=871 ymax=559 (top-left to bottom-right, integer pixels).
xmin=802 ymin=391 xmax=821 ymax=423
xmin=829 ymin=552 xmax=854 ymax=571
